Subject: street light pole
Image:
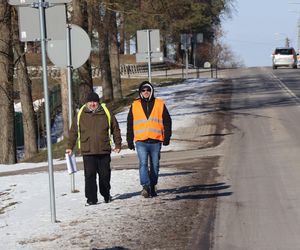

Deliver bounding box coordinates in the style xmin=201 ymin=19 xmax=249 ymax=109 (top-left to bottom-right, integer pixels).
xmin=289 ymin=3 xmax=300 ymax=52
xmin=285 ymin=37 xmax=290 ymax=47
xmin=297 ymin=16 xmax=300 ymax=52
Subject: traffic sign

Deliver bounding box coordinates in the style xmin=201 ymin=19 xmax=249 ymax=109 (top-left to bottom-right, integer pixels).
xmin=196 ymin=33 xmax=203 ymax=43
xmin=136 ymin=52 xmax=163 ymax=63
xmin=180 ymin=34 xmax=192 ymax=50
xmin=47 ymin=24 xmax=91 ymax=69
xmin=204 ymin=62 xmax=211 ymax=68
xmin=137 ymin=29 xmax=160 ymax=53
xmin=18 ymin=4 xmax=66 ymax=41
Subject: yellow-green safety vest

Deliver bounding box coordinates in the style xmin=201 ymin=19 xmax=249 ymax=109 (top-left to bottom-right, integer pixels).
xmin=77 ymin=103 xmax=112 ymax=149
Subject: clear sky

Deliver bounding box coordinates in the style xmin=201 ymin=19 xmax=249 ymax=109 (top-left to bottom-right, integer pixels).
xmin=221 ymin=0 xmax=300 ymax=67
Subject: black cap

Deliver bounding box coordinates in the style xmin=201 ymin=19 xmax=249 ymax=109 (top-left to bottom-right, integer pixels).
xmin=86 ymin=92 xmax=99 ymax=103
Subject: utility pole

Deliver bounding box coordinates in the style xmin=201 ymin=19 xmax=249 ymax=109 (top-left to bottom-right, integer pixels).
xmin=285 ymin=37 xmax=290 ymax=47
xmin=298 ymin=17 xmax=300 ymax=52
xmin=288 ymin=3 xmax=300 ymax=51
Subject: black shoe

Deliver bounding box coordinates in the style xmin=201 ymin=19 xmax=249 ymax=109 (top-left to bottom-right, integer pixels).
xmin=150 ymin=185 xmax=157 ymax=197
xmin=104 ymin=195 xmax=112 ymax=203
xmin=141 ymin=186 xmax=150 ymax=198
xmin=85 ymin=200 xmax=97 ymax=206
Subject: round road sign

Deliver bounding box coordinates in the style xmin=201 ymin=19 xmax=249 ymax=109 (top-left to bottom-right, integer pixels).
xmin=47 ymin=24 xmax=91 ymax=69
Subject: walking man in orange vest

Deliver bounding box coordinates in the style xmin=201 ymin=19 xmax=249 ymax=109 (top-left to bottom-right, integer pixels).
xmin=126 ymin=81 xmax=172 ymax=198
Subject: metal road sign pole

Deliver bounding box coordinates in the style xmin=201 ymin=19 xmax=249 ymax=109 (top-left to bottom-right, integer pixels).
xmin=147 ymin=29 xmax=152 ymax=83
xmin=66 ymin=23 xmax=76 ymax=193
xmin=38 ymin=0 xmax=57 ymax=223
xmin=193 ymin=39 xmax=196 ymax=68
xmin=185 ymin=49 xmax=188 ymax=79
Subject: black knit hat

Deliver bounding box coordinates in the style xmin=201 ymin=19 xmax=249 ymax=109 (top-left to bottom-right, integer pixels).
xmin=86 ymin=92 xmax=99 ymax=103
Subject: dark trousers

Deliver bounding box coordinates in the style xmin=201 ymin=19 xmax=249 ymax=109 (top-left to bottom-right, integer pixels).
xmin=83 ymin=154 xmax=111 ymax=203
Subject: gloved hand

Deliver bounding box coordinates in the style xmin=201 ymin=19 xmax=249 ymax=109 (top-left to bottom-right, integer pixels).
xmin=163 ymin=139 xmax=170 ymax=146
xmin=128 ymin=142 xmax=135 ymax=150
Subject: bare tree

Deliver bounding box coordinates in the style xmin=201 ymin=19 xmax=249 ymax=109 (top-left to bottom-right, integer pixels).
xmin=93 ymin=1 xmax=113 ymax=102
xmin=72 ymin=0 xmax=93 ymax=104
xmin=118 ymin=13 xmax=125 ymax=54
xmin=0 ymin=2 xmax=16 ymax=164
xmin=12 ymin=7 xmax=38 ymax=160
xmin=108 ymin=9 xmax=122 ymax=100
xmin=60 ymin=68 xmax=70 ymax=137
xmin=211 ymin=26 xmax=244 ymax=68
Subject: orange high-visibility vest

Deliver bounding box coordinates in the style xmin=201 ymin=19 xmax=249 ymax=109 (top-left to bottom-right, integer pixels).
xmin=132 ymin=98 xmax=165 ymax=142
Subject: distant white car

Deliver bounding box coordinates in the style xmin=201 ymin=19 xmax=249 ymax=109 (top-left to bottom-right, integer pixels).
xmin=272 ymin=47 xmax=297 ymax=69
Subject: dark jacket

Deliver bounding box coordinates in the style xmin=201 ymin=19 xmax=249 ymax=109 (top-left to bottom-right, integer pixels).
xmin=68 ymin=104 xmax=122 ymax=155
xmin=126 ymin=82 xmax=172 ymax=146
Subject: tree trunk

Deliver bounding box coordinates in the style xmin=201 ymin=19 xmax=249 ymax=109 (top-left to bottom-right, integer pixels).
xmin=119 ymin=13 xmax=125 ymax=54
xmin=108 ymin=10 xmax=123 ymax=100
xmin=12 ymin=8 xmax=38 ymax=160
xmin=60 ymin=69 xmax=70 ymax=138
xmin=125 ymin=33 xmax=131 ymax=55
xmin=0 ymin=3 xmax=16 ymax=164
xmin=162 ymin=33 xmax=168 ymax=58
xmin=96 ymin=2 xmax=113 ymax=102
xmin=72 ymin=0 xmax=93 ymax=105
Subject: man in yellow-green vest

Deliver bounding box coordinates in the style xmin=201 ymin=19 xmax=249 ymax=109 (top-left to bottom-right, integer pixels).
xmin=66 ymin=92 xmax=122 ymax=206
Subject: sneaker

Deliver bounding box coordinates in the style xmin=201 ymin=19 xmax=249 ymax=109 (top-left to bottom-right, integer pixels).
xmin=141 ymin=186 xmax=150 ymax=198
xmin=150 ymin=185 xmax=157 ymax=197
xmin=104 ymin=195 xmax=112 ymax=203
xmin=85 ymin=201 xmax=97 ymax=206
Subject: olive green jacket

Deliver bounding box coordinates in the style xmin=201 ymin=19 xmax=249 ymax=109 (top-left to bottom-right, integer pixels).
xmin=67 ymin=105 xmax=122 ymax=155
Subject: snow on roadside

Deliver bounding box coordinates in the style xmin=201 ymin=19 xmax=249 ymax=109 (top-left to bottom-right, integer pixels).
xmin=1 ymin=166 xmax=204 ymax=249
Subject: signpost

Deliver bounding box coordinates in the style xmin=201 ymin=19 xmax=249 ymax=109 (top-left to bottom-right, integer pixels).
xmin=17 ymin=4 xmax=66 ymax=41
xmin=136 ymin=29 xmax=163 ymax=83
xmin=9 ymin=0 xmax=71 ymax=223
xmin=181 ymin=33 xmax=203 ymax=78
xmin=193 ymin=33 xmax=203 ymax=67
xmin=180 ymin=34 xmax=191 ymax=79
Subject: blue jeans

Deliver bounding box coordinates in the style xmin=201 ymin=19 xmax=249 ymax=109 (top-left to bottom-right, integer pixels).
xmin=136 ymin=141 xmax=161 ymax=187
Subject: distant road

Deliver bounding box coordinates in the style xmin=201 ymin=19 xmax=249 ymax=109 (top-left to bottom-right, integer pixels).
xmin=212 ymin=67 xmax=300 ymax=249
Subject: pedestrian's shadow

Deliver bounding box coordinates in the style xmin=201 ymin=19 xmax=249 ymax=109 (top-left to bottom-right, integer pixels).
xmin=114 ymin=182 xmax=232 ymax=201
xmin=159 ymin=171 xmax=196 ymax=177
xmin=159 ymin=183 xmax=233 ymax=201
xmin=91 ymin=247 xmax=129 ymax=250
xmin=114 ymin=170 xmax=196 ymax=200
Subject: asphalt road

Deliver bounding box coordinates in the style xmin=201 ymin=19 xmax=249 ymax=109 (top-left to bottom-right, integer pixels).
xmin=212 ymin=67 xmax=300 ymax=250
